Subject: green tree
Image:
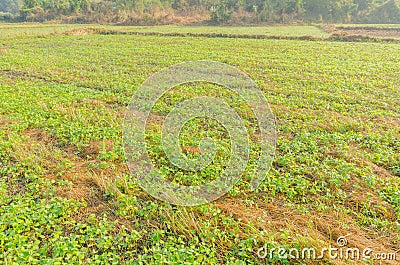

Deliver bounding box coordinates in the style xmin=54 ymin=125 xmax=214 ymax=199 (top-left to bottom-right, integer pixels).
xmin=0 ymin=0 xmax=22 ymax=14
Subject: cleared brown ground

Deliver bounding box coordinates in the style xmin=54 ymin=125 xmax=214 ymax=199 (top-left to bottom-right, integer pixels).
xmin=338 ymin=28 xmax=400 ymax=39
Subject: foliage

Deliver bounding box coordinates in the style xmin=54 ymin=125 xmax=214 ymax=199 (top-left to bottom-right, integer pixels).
xmin=210 ymin=1 xmax=233 ymax=23
xmin=364 ymin=0 xmax=400 ymax=23
xmin=0 ymin=0 xmax=22 ymax=18
xmin=1 ymin=0 xmax=400 ymax=23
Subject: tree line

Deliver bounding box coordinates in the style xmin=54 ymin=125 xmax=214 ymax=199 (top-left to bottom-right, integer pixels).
xmin=1 ymin=0 xmax=399 ymax=24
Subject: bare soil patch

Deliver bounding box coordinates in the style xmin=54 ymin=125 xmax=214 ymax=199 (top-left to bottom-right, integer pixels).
xmin=339 ymin=28 xmax=400 ymax=39
xmin=323 ymin=25 xmax=400 ymax=41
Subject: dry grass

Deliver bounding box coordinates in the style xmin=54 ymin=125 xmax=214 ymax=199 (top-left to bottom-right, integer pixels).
xmin=14 ymin=128 xmax=126 ymax=218
xmin=57 ymin=27 xmax=104 ymax=36
xmin=215 ymin=196 xmax=398 ymax=265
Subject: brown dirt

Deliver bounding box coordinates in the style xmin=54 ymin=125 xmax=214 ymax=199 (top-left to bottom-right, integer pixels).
xmin=0 ymin=115 xmax=16 ymax=127
xmin=336 ymin=26 xmax=400 ymax=39
xmin=17 ymin=127 xmax=145 ymax=236
xmin=182 ymin=145 xmax=202 ymax=155
xmin=19 ymin=128 xmax=126 ymax=211
xmin=342 ymin=29 xmax=400 ymax=39
xmin=57 ymin=27 xmax=103 ymax=36
xmin=323 ymin=24 xmax=400 ymax=41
